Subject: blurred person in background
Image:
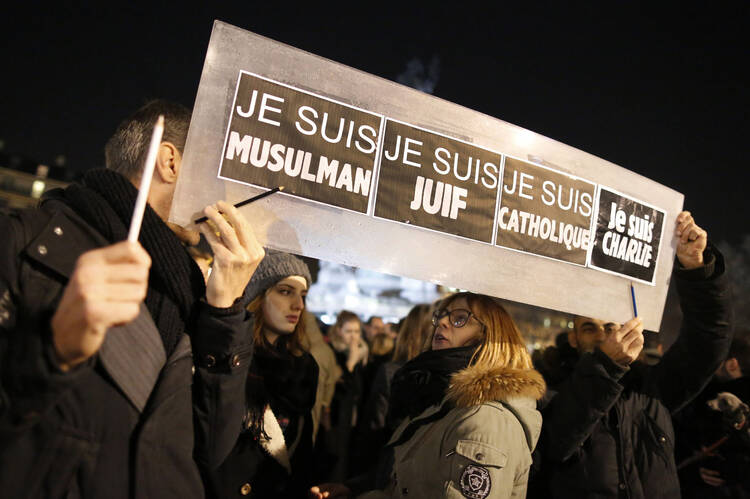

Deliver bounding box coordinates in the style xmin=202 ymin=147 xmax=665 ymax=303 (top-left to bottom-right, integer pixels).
xmin=360 ymin=334 xmax=395 ymax=418
xmin=326 ymin=311 xmax=368 ymax=481
xmin=364 ymin=316 xmax=387 ymax=345
xmin=385 ymin=322 xmax=399 ymax=339
xmin=674 ymin=334 xmax=750 ymax=498
xmin=306 ymin=311 xmax=342 ymax=443
xmin=362 ymin=304 xmax=432 ymax=436
xmin=355 ymin=304 xmax=432 ymax=475
xmin=354 ymin=331 xmax=395 ymax=476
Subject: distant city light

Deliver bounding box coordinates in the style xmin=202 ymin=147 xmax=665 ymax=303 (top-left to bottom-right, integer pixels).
xmin=31 ymin=180 xmax=46 ymax=199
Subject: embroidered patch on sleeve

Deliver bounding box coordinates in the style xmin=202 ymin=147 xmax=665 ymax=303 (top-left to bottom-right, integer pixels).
xmin=459 ymin=464 xmax=491 ymax=499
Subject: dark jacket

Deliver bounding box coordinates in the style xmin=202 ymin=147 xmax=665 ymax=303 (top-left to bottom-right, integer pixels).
xmin=353 ymin=360 xmax=403 ymax=475
xmin=326 ymin=350 xmax=365 ymax=481
xmin=206 ymin=350 xmax=318 ymax=498
xmin=362 ymin=360 xmax=403 ymax=433
xmin=674 ymin=375 xmax=750 ymax=498
xmin=0 ymin=198 xmax=253 ymax=498
xmin=537 ymin=246 xmax=733 ymax=499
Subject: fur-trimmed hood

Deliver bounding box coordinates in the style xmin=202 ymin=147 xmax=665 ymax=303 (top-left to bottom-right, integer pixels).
xmin=446 ymin=364 xmax=546 ymax=452
xmin=446 ymin=364 xmax=546 ymax=408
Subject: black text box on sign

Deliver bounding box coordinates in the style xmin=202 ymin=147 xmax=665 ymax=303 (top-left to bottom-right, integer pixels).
xmin=495 ymin=157 xmax=597 ymax=265
xmin=219 ymin=71 xmax=382 ymax=213
xmin=589 ymin=187 xmax=665 ymax=285
xmin=373 ymin=119 xmax=501 ymax=243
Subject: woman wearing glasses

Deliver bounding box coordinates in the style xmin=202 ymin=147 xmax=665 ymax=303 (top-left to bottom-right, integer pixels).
xmin=313 ymin=292 xmax=545 ymax=498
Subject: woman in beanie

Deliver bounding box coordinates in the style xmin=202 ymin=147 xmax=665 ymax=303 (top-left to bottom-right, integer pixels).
xmin=206 ymin=250 xmax=319 ymax=498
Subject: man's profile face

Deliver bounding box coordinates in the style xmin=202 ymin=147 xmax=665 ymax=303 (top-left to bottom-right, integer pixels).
xmin=570 ymin=317 xmax=618 ymax=353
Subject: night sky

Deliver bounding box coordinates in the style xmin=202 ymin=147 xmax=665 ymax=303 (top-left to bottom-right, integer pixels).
xmin=2 ymin=3 xmax=747 ymax=244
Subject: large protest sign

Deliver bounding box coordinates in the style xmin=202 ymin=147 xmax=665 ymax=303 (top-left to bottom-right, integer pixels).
xmin=170 ymin=21 xmax=684 ymax=330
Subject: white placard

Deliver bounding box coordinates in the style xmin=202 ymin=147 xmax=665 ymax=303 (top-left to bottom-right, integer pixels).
xmin=170 ymin=21 xmax=683 ymax=331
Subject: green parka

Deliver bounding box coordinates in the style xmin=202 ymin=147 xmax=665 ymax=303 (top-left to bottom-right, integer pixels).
xmin=360 ymin=364 xmax=545 ymax=499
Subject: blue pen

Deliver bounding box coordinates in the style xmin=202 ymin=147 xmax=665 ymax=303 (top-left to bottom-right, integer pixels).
xmin=630 ymin=282 xmax=638 ymax=317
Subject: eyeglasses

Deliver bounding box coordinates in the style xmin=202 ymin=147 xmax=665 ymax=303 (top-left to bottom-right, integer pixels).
xmin=431 ymin=308 xmax=483 ymax=329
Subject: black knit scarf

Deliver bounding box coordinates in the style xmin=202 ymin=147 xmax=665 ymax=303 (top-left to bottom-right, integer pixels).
xmin=387 ymin=345 xmax=477 ymax=425
xmin=243 ymin=338 xmax=317 ymax=441
xmin=61 ymin=169 xmax=206 ymax=356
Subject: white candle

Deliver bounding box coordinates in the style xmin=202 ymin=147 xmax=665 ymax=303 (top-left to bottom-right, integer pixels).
xmin=127 ymin=115 xmax=164 ymax=242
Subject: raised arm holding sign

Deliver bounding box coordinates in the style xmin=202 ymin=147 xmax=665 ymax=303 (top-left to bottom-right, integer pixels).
xmin=537 ymin=211 xmax=732 ymax=499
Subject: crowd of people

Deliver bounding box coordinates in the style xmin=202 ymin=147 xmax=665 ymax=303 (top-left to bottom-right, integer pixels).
xmin=0 ymin=100 xmax=746 ymax=498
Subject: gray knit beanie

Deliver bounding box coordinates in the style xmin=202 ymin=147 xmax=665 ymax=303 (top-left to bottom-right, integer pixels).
xmin=244 ymin=249 xmax=312 ymax=303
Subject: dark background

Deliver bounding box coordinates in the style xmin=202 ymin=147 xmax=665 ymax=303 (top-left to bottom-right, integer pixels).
xmin=2 ymin=2 xmax=747 ymax=244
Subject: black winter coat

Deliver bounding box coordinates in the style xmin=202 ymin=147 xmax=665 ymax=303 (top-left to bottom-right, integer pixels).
xmin=205 ymin=350 xmax=318 ymax=499
xmin=674 ymin=376 xmax=750 ymax=498
xmin=538 ymin=247 xmax=733 ymax=499
xmin=325 ymin=350 xmax=364 ymax=481
xmin=0 ymin=199 xmax=253 ymax=498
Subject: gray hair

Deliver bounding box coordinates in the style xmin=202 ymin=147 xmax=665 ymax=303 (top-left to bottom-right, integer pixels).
xmin=104 ymin=99 xmax=191 ymax=179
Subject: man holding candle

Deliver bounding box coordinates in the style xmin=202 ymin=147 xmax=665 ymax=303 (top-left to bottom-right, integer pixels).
xmin=534 ymin=211 xmax=733 ymax=499
xmin=0 ymin=100 xmax=264 ymax=498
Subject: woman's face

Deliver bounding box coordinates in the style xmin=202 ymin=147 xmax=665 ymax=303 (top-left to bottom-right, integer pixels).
xmin=431 ymin=297 xmax=483 ymax=350
xmin=262 ymin=276 xmax=307 ymax=337
xmin=339 ymin=320 xmax=362 ymax=345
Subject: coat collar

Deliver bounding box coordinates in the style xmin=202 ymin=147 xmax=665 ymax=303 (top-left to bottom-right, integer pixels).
xmin=387 ymin=364 xmax=546 ymax=449
xmin=446 ymin=364 xmax=546 ymax=408
xmin=24 ymin=203 xmax=108 ymax=279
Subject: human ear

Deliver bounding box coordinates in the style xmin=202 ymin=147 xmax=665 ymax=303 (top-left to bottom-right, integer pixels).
xmin=155 ymin=142 xmax=181 ymax=183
